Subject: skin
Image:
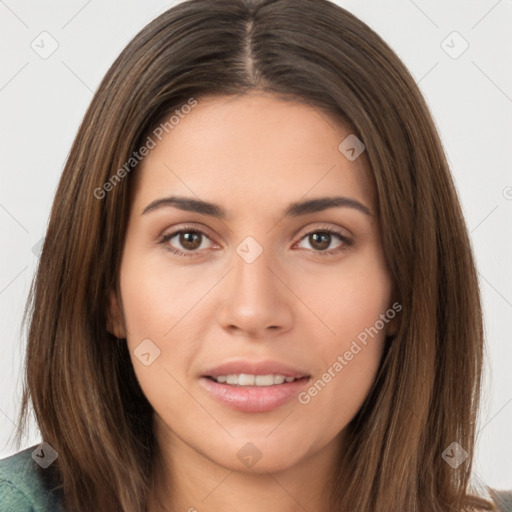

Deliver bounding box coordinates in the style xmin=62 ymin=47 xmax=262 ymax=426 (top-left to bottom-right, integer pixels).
xmin=108 ymin=92 xmax=397 ymax=512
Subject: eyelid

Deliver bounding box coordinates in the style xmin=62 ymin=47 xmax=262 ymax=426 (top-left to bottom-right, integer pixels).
xmin=294 ymin=222 xmax=353 ymax=241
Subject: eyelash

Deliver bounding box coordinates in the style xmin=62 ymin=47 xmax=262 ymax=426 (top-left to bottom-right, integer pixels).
xmin=158 ymin=224 xmax=353 ymax=258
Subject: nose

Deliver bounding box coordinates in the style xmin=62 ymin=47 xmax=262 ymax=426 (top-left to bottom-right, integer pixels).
xmin=216 ymin=243 xmax=294 ymax=339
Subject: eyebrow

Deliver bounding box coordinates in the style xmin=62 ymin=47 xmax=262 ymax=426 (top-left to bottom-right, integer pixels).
xmin=141 ymin=195 xmax=372 ymax=218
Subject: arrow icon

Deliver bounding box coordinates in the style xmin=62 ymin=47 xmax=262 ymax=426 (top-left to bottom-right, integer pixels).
xmin=134 ymin=339 xmax=161 ymax=366
xmin=339 ymin=134 xmax=365 ymax=161
xmin=441 ymin=441 xmax=468 ymax=468
xmin=440 ymin=31 xmax=469 ymax=60
xmin=31 ymin=442 xmax=58 ymax=468
xmin=237 ymin=442 xmax=262 ymax=467
xmin=236 ymin=236 xmax=263 ymax=263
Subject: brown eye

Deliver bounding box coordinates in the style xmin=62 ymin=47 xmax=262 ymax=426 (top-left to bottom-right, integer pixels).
xmin=179 ymin=231 xmax=203 ymax=251
xmin=159 ymin=227 xmax=214 ymax=256
xmin=308 ymin=232 xmax=331 ymax=251
xmin=296 ymin=228 xmax=353 ymax=256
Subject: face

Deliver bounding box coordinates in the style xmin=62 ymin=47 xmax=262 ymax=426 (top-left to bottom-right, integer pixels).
xmin=108 ymin=92 xmax=396 ymax=477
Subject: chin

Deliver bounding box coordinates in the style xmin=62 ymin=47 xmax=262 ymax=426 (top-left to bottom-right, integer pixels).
xmin=202 ymin=435 xmax=313 ymax=475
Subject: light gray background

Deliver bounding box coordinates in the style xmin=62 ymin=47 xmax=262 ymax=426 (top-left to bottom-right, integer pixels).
xmin=1 ymin=0 xmax=511 ymax=491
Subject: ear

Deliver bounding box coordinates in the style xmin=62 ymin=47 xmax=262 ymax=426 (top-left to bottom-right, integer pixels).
xmin=106 ymin=288 xmax=127 ymax=339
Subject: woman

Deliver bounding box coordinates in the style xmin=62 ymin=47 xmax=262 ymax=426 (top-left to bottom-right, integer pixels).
xmin=1 ymin=0 xmax=510 ymax=510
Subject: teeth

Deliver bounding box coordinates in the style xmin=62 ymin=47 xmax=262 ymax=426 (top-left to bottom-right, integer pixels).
xmin=239 ymin=374 xmax=255 ymax=386
xmin=226 ymin=375 xmax=238 ymax=385
xmin=212 ymin=374 xmax=299 ymax=386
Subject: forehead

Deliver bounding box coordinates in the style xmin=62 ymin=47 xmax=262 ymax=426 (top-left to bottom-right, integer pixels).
xmin=131 ymin=93 xmax=375 ymax=215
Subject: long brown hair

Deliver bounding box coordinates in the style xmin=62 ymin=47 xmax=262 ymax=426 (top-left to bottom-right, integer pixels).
xmin=13 ymin=0 xmax=496 ymax=510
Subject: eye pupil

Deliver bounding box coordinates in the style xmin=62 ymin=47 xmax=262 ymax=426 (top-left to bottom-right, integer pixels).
xmin=310 ymin=232 xmax=330 ymax=250
xmin=180 ymin=232 xmax=202 ymax=250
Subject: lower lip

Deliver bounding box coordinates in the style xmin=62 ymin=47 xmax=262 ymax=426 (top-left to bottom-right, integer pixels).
xmin=199 ymin=377 xmax=310 ymax=412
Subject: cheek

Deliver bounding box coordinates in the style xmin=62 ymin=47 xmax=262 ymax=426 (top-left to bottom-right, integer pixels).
xmin=118 ymin=255 xmax=205 ymax=424
xmin=297 ymin=251 xmax=391 ymax=420
xmin=301 ymin=345 xmax=384 ymax=444
xmin=118 ymin=247 xmax=209 ymax=344
xmin=117 ymin=250 xmax=204 ymax=395
xmin=308 ymin=250 xmax=393 ymax=345
xmin=299 ymin=308 xmax=388 ymax=436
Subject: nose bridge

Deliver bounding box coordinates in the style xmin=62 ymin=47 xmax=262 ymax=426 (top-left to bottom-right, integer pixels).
xmin=216 ymin=234 xmax=293 ymax=335
xmin=232 ymin=234 xmax=278 ymax=304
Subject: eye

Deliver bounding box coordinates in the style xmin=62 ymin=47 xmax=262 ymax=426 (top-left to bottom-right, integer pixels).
xmin=159 ymin=226 xmax=215 ymax=257
xmin=295 ymin=227 xmax=353 ymax=256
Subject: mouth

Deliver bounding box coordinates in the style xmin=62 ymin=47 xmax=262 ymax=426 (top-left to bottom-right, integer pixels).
xmin=204 ymin=374 xmax=309 ymax=386
xmin=199 ymin=360 xmax=311 ymax=412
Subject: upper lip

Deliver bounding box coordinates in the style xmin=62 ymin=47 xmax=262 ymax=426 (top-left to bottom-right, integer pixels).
xmin=202 ymin=359 xmax=311 ymax=379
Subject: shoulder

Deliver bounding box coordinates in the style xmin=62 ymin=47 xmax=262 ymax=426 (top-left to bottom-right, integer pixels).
xmin=0 ymin=445 xmax=65 ymax=511
xmin=487 ymin=487 xmax=512 ymax=512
